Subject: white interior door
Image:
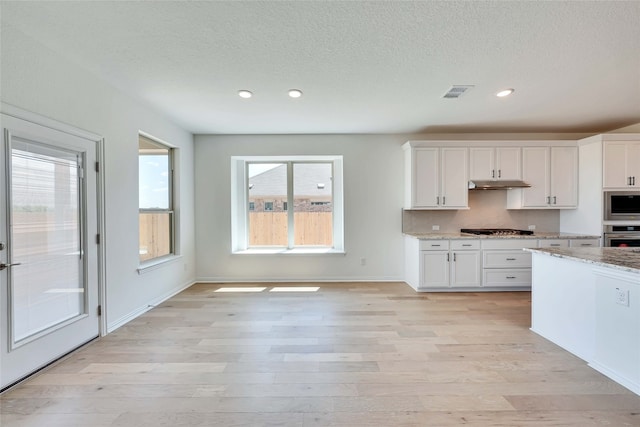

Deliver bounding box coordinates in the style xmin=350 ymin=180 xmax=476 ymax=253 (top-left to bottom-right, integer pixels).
xmin=1 ymin=113 xmax=100 ymax=390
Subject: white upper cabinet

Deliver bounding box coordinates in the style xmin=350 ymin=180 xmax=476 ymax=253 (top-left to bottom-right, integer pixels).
xmin=508 ymin=146 xmax=578 ymax=209
xmin=404 ymin=143 xmax=468 ymax=209
xmin=469 ymin=147 xmax=521 ymax=181
xmin=603 ymin=141 xmax=640 ymax=189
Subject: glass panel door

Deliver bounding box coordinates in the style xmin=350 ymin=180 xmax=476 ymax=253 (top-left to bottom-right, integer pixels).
xmin=10 ymin=139 xmax=84 ymax=344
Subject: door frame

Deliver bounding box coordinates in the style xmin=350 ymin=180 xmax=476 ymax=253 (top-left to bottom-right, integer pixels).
xmin=1 ymin=102 xmax=107 ymax=338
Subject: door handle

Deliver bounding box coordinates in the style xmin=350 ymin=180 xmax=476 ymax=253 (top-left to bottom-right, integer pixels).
xmin=0 ymin=262 xmax=21 ymax=271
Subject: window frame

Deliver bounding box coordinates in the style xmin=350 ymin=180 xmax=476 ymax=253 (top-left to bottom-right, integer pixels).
xmin=138 ymin=133 xmax=178 ymax=268
xmin=231 ymin=155 xmax=344 ymax=254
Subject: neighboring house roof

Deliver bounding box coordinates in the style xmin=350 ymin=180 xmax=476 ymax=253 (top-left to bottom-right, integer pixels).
xmin=249 ymin=164 xmax=332 ymax=198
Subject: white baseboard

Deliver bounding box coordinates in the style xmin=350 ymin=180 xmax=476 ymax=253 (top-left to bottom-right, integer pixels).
xmin=106 ymin=279 xmax=196 ymax=333
xmin=194 ymin=277 xmax=405 ymax=283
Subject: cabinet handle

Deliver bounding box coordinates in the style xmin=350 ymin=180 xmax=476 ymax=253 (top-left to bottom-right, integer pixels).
xmin=436 ymin=196 xmax=440 ymax=205
xmin=633 ymin=177 xmax=636 ymax=186
xmin=446 ymin=253 xmax=450 ymax=262
xmin=462 ymin=244 xmax=472 ymax=247
xmin=492 ymin=170 xmax=495 ymax=178
xmin=546 ymin=196 xmax=550 ymax=204
xmin=506 ymin=258 xmax=516 ymax=261
xmin=498 ymin=169 xmax=501 ymax=178
xmin=442 ymin=196 xmax=446 ymax=205
xmin=431 ymin=244 xmax=441 ymax=247
xmin=580 ymin=243 xmax=592 ymax=247
xmin=550 ymin=244 xmax=560 ymax=247
xmin=629 ymin=176 xmax=633 ymax=186
xmin=553 ymin=196 xmax=557 ymax=204
xmin=506 ymin=276 xmax=516 ymax=279
xmin=453 ymin=253 xmax=457 ymax=262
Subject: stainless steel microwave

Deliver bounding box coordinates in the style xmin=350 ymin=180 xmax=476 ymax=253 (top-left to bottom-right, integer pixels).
xmin=604 ymin=192 xmax=640 ymax=220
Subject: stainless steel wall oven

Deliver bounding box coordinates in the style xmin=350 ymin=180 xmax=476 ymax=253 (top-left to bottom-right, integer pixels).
xmin=603 ymin=225 xmax=640 ymax=247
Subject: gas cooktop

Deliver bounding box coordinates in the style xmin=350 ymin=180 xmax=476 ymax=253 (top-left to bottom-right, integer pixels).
xmin=461 ymin=228 xmax=534 ymax=236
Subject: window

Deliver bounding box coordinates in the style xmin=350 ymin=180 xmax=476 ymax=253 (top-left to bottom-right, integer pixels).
xmin=231 ymin=155 xmax=344 ymax=253
xmin=139 ymin=134 xmax=174 ymax=263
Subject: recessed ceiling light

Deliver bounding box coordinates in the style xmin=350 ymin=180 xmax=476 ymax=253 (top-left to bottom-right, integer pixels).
xmin=496 ymin=88 xmax=515 ymax=97
xmin=238 ymin=90 xmax=253 ymax=99
xmin=288 ymin=89 xmax=303 ymax=98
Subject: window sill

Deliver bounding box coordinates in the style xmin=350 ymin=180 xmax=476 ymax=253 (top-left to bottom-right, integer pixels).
xmin=232 ymin=248 xmax=346 ymax=256
xmin=137 ymin=254 xmax=182 ymax=274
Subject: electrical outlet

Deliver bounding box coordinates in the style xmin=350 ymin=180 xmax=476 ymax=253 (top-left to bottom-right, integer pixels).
xmin=615 ymin=288 xmax=629 ymax=306
xmin=528 ymin=225 xmax=536 ymax=230
xmin=432 ymin=225 xmax=440 ymax=231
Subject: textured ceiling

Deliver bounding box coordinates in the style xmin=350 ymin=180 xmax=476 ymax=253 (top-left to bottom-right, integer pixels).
xmin=1 ymin=1 xmax=639 ymax=134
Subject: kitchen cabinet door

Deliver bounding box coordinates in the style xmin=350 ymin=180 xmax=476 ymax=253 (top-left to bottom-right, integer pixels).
xmin=469 ymin=147 xmax=494 ymax=180
xmin=603 ymin=141 xmax=640 ymax=189
xmin=420 ymin=251 xmax=449 ymax=288
xmin=550 ymin=146 xmax=578 ymax=207
xmin=413 ymin=148 xmax=439 ymax=208
xmin=440 ymin=147 xmax=468 ymax=208
xmin=628 ymin=143 xmax=640 ymax=187
xmin=450 ymin=251 xmax=481 ymax=287
xmin=496 ymin=147 xmax=522 ymax=180
xmin=521 ymin=147 xmax=550 ymax=207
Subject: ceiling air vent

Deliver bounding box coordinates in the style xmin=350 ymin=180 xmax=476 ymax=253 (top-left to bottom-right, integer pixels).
xmin=443 ymin=85 xmax=474 ymax=99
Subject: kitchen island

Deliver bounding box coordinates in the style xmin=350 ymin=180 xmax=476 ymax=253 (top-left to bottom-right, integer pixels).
xmin=528 ymin=247 xmax=640 ymax=395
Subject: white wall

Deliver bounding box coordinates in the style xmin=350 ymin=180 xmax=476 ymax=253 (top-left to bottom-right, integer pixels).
xmin=559 ymin=136 xmax=603 ymax=235
xmin=194 ymin=134 xmax=406 ymax=282
xmin=1 ymin=25 xmax=196 ymax=331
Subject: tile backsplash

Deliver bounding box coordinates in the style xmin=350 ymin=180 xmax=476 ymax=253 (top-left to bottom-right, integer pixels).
xmin=402 ymin=190 xmax=560 ymax=234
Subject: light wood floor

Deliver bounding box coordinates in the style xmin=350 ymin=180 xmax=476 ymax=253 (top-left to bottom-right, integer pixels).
xmin=1 ymin=282 xmax=639 ymax=426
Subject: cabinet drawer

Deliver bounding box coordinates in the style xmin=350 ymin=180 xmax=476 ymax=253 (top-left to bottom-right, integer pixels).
xmin=419 ymin=240 xmax=450 ymax=250
xmin=483 ymin=269 xmax=532 ymax=287
xmin=570 ymin=239 xmax=600 ymax=248
xmin=451 ymin=240 xmax=480 ymax=250
xmin=483 ymin=250 xmax=532 ymax=268
xmin=481 ymin=239 xmax=538 ymax=250
xmin=538 ymin=239 xmax=569 ymax=248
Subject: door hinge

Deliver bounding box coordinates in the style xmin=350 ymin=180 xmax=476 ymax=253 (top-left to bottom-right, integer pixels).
xmin=97 ymin=305 xmax=102 ymax=316
xmin=95 ymin=161 xmax=100 ymax=172
xmin=96 ymin=234 xmax=100 ymax=244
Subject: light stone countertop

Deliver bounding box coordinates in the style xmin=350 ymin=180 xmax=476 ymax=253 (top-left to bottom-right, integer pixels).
xmin=526 ymin=247 xmax=640 ymax=275
xmin=403 ymin=232 xmax=600 ymax=240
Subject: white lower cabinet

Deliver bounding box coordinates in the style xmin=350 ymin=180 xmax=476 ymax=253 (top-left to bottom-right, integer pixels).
xmin=481 ymin=239 xmax=538 ymax=289
xmin=420 ymin=240 xmax=481 ymax=289
xmin=406 ymin=236 xmax=598 ymax=292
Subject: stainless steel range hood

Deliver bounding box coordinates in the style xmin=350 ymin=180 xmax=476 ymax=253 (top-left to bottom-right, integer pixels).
xmin=468 ymin=180 xmax=531 ymax=190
